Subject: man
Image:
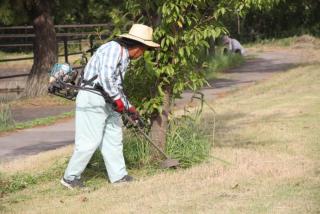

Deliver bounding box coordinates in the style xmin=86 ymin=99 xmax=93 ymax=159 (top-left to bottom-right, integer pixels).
xmin=222 ymin=35 xmax=245 ymax=55
xmin=61 ymin=24 xmax=160 ymax=189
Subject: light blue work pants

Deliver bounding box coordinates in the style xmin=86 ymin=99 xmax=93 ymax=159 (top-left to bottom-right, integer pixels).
xmin=63 ymin=90 xmax=127 ymax=183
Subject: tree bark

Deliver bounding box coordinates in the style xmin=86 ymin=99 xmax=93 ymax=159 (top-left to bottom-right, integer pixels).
xmin=24 ymin=0 xmax=57 ymax=97
xmin=150 ymin=85 xmax=171 ymax=151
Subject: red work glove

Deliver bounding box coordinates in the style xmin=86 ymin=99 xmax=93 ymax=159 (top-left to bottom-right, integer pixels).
xmin=128 ymin=106 xmax=139 ymax=120
xmin=114 ymin=99 xmax=124 ymax=113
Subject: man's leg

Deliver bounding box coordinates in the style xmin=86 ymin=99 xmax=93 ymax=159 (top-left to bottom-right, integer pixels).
xmin=100 ymin=105 xmax=128 ymax=183
xmin=63 ymin=90 xmax=107 ymax=181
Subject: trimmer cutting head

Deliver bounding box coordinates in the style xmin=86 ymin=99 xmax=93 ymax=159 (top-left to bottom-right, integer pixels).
xmin=160 ymin=159 xmax=180 ymax=169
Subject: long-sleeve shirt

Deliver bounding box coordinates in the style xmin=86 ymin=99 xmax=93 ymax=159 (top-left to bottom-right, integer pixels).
xmin=83 ymin=41 xmax=131 ymax=106
xmin=228 ymin=38 xmax=245 ymax=55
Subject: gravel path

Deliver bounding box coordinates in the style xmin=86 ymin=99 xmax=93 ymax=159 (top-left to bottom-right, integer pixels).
xmin=0 ymin=49 xmax=303 ymax=162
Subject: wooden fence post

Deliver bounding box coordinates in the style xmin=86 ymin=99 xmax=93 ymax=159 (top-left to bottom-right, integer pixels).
xmin=79 ymin=39 xmax=82 ymax=51
xmin=89 ymin=35 xmax=94 ymax=56
xmin=63 ymin=37 xmax=68 ymax=63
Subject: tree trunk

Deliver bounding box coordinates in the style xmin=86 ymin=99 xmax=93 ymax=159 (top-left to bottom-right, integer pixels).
xmin=24 ymin=0 xmax=57 ymax=97
xmin=150 ymin=85 xmax=171 ymax=152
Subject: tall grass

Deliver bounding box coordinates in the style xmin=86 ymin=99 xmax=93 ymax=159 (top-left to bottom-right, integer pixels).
xmin=205 ymin=50 xmax=245 ymax=80
xmin=0 ymin=103 xmax=15 ymax=131
xmin=122 ymin=108 xmax=214 ymax=169
xmin=123 ymin=132 xmax=152 ymax=169
xmin=166 ymin=112 xmax=213 ymax=168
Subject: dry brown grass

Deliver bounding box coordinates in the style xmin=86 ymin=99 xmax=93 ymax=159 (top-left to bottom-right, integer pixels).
xmin=8 ymin=95 xmax=74 ymax=109
xmin=248 ymin=35 xmax=320 ymax=63
xmin=1 ymin=41 xmax=320 ymax=214
xmin=0 ymin=145 xmax=73 ymax=175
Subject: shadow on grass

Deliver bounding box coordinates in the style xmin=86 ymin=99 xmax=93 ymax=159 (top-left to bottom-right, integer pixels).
xmin=210 ymin=112 xmax=284 ymax=148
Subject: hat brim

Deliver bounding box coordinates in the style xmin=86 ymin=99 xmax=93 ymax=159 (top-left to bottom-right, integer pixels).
xmin=118 ymin=34 xmax=160 ymax=48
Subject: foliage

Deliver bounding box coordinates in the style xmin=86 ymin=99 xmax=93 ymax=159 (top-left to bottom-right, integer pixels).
xmin=225 ymin=0 xmax=320 ymax=41
xmin=123 ymin=0 xmax=283 ymax=116
xmin=0 ymin=0 xmax=29 ymax=25
xmin=124 ymin=0 xmax=227 ymax=116
xmin=0 ymin=0 xmax=127 ymax=26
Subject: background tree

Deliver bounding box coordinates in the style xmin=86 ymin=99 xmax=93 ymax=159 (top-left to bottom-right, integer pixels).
xmin=223 ymin=0 xmax=320 ymax=41
xmin=123 ymin=0 xmax=283 ymax=152
xmin=123 ymin=0 xmax=229 ymax=150
xmin=0 ymin=0 xmax=126 ymax=97
xmin=23 ymin=0 xmax=57 ymax=97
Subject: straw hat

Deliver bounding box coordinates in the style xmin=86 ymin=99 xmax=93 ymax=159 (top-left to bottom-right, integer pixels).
xmin=118 ymin=24 xmax=160 ymax=48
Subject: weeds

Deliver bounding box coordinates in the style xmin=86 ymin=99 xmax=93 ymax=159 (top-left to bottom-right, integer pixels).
xmin=205 ymin=50 xmax=245 ymax=80
xmin=0 ymin=159 xmax=67 ymax=196
xmin=166 ymin=116 xmax=212 ymax=168
xmin=123 ymin=132 xmax=153 ymax=169
xmin=0 ymin=103 xmax=15 ymax=131
xmin=123 ymin=107 xmax=214 ymax=169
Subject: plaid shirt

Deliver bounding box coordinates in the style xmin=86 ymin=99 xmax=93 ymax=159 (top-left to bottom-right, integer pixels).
xmin=83 ymin=41 xmax=131 ymax=104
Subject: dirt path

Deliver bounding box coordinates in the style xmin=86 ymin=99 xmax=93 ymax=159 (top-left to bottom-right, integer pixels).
xmin=11 ymin=105 xmax=74 ymax=122
xmin=175 ymin=49 xmax=303 ymax=108
xmin=0 ymin=49 xmax=303 ymax=162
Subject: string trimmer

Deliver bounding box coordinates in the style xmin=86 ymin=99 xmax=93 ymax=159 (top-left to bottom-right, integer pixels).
xmin=49 ymin=77 xmax=180 ymax=169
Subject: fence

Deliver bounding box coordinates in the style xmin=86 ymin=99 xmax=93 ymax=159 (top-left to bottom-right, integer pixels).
xmin=0 ymin=23 xmax=112 ymax=80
